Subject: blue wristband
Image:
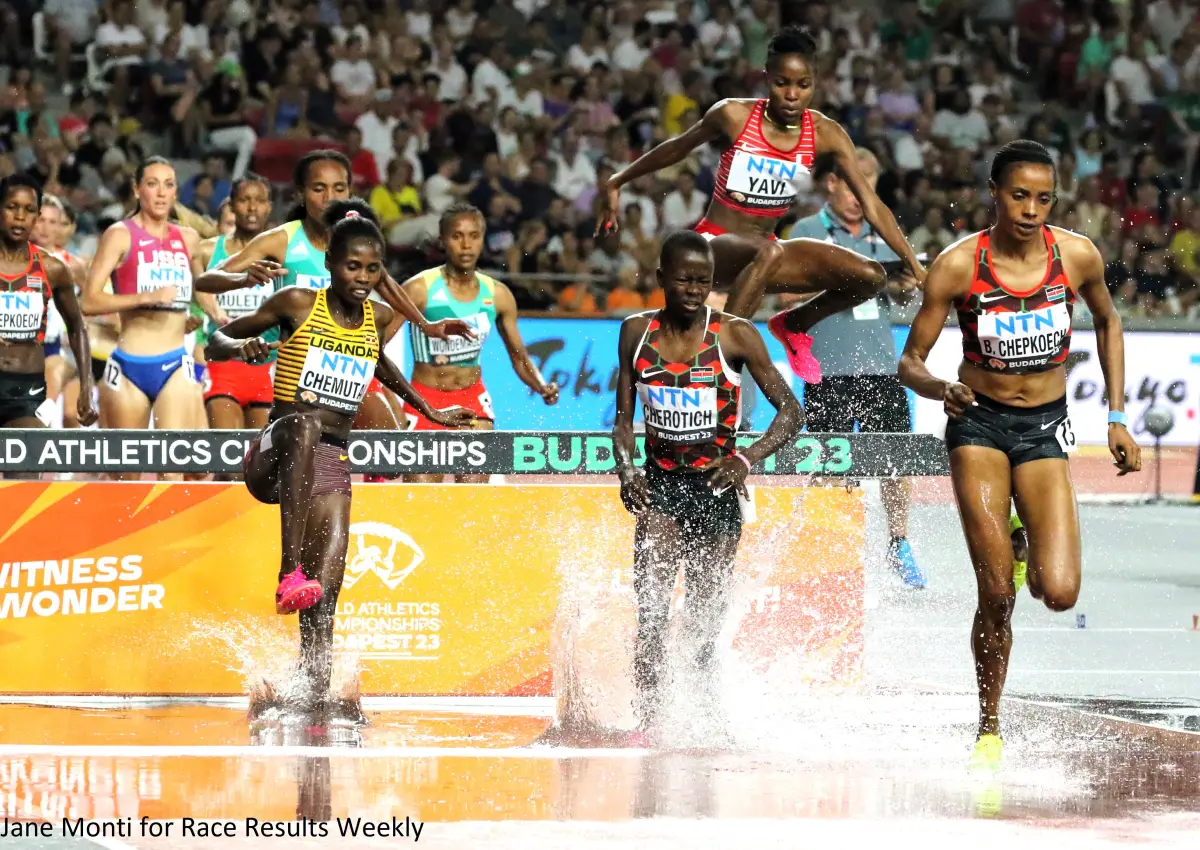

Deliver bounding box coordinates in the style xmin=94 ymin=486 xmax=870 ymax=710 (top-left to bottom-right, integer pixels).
xmin=1108 ymin=411 xmax=1129 ymax=427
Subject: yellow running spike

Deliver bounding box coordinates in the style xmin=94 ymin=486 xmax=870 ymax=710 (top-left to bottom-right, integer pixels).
xmin=970 ymin=733 xmax=1003 ymax=773
xmin=1010 ymin=513 xmax=1027 ymax=594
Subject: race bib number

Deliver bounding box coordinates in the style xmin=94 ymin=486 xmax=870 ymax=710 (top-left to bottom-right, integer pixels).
xmin=0 ymin=291 xmax=44 ymax=342
xmin=135 ymin=251 xmax=193 ymax=307
xmin=477 ymin=389 xmax=495 ymax=420
xmin=852 ymin=298 xmax=880 ymax=321
xmin=34 ymin=398 xmax=55 ymax=427
xmin=636 ymin=382 xmax=717 ymax=444
xmin=293 ymin=273 xmax=331 ymax=290
xmin=102 ymin=358 xmax=122 ymax=390
xmin=181 ymin=354 xmax=197 ymax=383
xmin=427 ymin=312 xmax=492 ymax=364
xmin=1054 ymin=416 xmax=1077 ymax=453
xmin=297 ymin=337 xmax=376 ymax=412
xmin=217 ymin=284 xmax=271 ymax=318
xmin=724 ymin=150 xmax=808 ymax=209
xmin=977 ymin=303 xmax=1070 ymax=370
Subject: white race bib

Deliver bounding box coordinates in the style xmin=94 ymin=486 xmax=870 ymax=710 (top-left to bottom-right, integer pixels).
xmin=1054 ymin=416 xmax=1078 ymax=453
xmin=852 ymin=298 xmax=880 ymax=321
xmin=0 ymin=291 xmax=44 ymax=341
xmin=297 ymin=337 xmax=376 ymax=412
xmin=217 ymin=283 xmax=272 ymax=318
xmin=725 ymin=149 xmax=808 ymax=209
xmin=135 ymin=249 xmax=193 ymax=307
xmin=977 ymin=303 xmax=1070 ymax=370
xmin=293 ymin=273 xmax=331 ymax=289
xmin=427 ymin=312 xmax=492 ymax=364
xmin=636 ymin=382 xmax=718 ymax=445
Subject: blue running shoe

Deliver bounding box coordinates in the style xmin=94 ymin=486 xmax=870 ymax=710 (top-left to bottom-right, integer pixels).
xmin=887 ymin=538 xmax=927 ymax=589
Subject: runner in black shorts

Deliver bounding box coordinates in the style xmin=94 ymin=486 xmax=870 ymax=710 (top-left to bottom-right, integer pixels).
xmin=613 ymin=230 xmax=803 ymax=745
xmin=899 ymin=141 xmax=1141 ymax=772
xmin=0 ymin=175 xmax=97 ymax=469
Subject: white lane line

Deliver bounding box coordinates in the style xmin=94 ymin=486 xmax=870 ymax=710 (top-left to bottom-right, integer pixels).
xmin=883 ymin=668 xmax=1200 ymax=675
xmin=875 ymin=627 xmax=1198 ymax=634
xmin=0 ymin=744 xmax=646 ymax=759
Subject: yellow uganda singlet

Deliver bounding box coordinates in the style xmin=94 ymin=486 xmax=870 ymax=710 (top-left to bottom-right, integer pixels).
xmin=273 ymin=289 xmax=380 ymax=415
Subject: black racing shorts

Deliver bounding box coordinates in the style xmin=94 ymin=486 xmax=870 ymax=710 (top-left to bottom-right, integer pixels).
xmin=944 ymin=392 xmax=1075 ymax=467
xmin=644 ymin=460 xmax=743 ymax=537
xmin=0 ymin=371 xmax=47 ymax=425
xmin=803 ymin=374 xmax=912 ymax=433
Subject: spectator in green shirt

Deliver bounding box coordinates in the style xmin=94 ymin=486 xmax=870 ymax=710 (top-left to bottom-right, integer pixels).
xmin=1166 ymin=79 xmax=1200 ymax=188
xmin=881 ymin=1 xmax=933 ymax=64
xmin=1077 ymin=19 xmax=1125 ymax=82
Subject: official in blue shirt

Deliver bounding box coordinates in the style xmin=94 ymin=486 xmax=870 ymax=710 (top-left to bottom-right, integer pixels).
xmin=788 ymin=150 xmax=926 ymax=589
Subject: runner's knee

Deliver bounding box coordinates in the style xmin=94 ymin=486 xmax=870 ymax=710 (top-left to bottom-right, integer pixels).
xmin=976 ymin=565 xmax=1016 ymax=612
xmin=1036 ymin=571 xmax=1079 ymax=612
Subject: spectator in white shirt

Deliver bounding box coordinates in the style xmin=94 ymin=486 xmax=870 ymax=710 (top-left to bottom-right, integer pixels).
xmin=153 ymin=1 xmax=207 ymax=58
xmin=968 ymin=56 xmax=1014 ymax=108
xmin=500 ymin=64 xmax=545 ymax=119
xmin=931 ymin=91 xmax=992 ymax=152
xmin=96 ymin=0 xmax=148 ymax=69
xmin=356 ymin=90 xmax=400 ymax=171
xmin=406 ymin=0 xmax=433 ymax=44
xmin=136 ymin=0 xmax=169 ymax=40
xmin=611 ymin=20 xmax=653 ymax=72
xmin=329 ymin=36 xmax=377 ymax=111
xmin=445 ymin=0 xmax=479 ymax=42
xmin=552 ymin=131 xmax=597 ymax=202
xmin=432 ymin=36 xmax=468 ymax=101
xmin=698 ymin=2 xmax=743 ymax=63
xmin=892 ymin=112 xmax=935 ymax=172
xmin=332 ymin=3 xmax=371 ymax=48
xmin=566 ymin=26 xmax=611 ymax=73
xmin=1147 ymin=0 xmax=1197 ymax=54
xmin=1108 ymin=33 xmax=1161 ymax=114
xmin=661 ymin=171 xmax=707 ymax=231
xmin=44 ymin=0 xmax=99 ymax=85
xmin=472 ymin=42 xmax=515 ymax=106
xmin=424 ymin=153 xmax=475 ymax=215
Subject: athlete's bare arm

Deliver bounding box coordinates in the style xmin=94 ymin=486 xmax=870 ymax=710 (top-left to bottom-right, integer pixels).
xmin=493 ymin=281 xmax=558 ymax=404
xmin=193 ymin=227 xmax=288 ymax=294
xmin=65 ymin=254 xmax=87 ymax=291
xmin=371 ymin=303 xmax=475 ymax=427
xmin=813 ymin=111 xmax=926 ymax=283
xmin=724 ymin=317 xmax=802 ymax=465
xmin=613 ymin=314 xmax=653 ymax=513
xmin=377 ymin=272 xmax=476 ymax=341
xmin=601 ymin=100 xmax=746 ymax=232
xmin=80 ymin=222 xmax=177 ymax=315
xmin=1064 ymin=231 xmax=1141 ymax=474
xmin=45 ymin=252 xmax=98 ymax=426
xmin=898 ymin=242 xmax=976 ymax=417
xmin=205 ymin=287 xmax=313 ymax=363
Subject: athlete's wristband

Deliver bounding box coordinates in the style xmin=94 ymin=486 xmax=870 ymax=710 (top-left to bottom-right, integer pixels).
xmin=733 ymin=452 xmax=752 ymax=473
xmin=1108 ymin=410 xmax=1129 ymax=427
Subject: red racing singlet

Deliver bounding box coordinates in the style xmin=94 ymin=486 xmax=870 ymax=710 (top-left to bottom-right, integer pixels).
xmin=711 ymin=100 xmax=816 ymax=219
xmin=957 ymin=227 xmax=1074 ymax=375
xmin=0 ymin=244 xmax=52 ymax=345
xmin=633 ymin=307 xmax=742 ymax=472
xmin=111 ymin=219 xmax=193 ymax=312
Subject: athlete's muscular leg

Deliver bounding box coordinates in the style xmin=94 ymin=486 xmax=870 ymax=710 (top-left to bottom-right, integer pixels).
xmin=632 ymin=509 xmax=686 ymax=730
xmin=244 ymin=413 xmax=323 ymax=582
xmin=100 ymin=376 xmax=153 ymax=481
xmin=681 ymin=530 xmax=740 ymax=683
xmin=718 ymin=235 xmax=886 ymax=324
xmin=455 ymin=416 xmax=493 ymax=484
xmin=1012 ymin=458 xmax=1081 ymax=611
xmin=153 ymin=369 xmax=206 ymax=481
xmin=298 ymin=492 xmax=350 ymax=703
xmin=246 ymin=405 xmax=271 ymax=430
xmin=207 ymin=397 xmax=247 ymax=481
xmin=950 ymin=446 xmax=1017 ymax=738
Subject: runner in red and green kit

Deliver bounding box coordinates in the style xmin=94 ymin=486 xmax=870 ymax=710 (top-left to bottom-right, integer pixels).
xmin=399 ymin=203 xmax=558 ymax=483
xmin=613 ymin=230 xmax=803 ymax=744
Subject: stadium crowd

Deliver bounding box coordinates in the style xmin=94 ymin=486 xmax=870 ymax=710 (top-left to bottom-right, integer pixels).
xmin=0 ymin=0 xmax=1197 ymax=326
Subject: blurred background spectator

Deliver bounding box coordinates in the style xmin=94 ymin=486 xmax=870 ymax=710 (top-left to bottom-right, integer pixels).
xmin=1 ymin=0 xmax=1193 ymax=319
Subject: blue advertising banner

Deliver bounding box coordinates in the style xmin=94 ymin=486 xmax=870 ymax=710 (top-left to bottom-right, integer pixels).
xmin=397 ymin=318 xmax=913 ymax=432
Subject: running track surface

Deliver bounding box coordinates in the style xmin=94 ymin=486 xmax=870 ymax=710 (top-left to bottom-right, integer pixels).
xmin=0 ymin=502 xmax=1196 ymax=849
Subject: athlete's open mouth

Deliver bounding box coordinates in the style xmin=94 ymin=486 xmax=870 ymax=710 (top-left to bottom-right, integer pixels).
xmin=1015 ymin=222 xmax=1038 ymax=234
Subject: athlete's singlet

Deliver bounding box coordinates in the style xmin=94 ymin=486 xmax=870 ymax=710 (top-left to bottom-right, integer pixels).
xmin=408 ymin=267 xmax=498 ymax=368
xmin=711 ymin=101 xmax=816 ymax=219
xmin=957 ymin=227 xmax=1075 ymax=375
xmin=278 ymin=220 xmax=331 ymax=292
xmin=110 ymin=220 xmax=192 ymax=311
xmin=0 ymin=244 xmax=51 ymax=344
xmin=633 ymin=307 xmax=742 ymax=471
xmin=208 ymin=235 xmax=272 ymax=320
xmin=273 ymin=289 xmax=379 ymax=414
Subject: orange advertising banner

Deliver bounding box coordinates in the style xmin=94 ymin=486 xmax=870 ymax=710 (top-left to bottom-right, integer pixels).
xmin=0 ymin=482 xmax=863 ymax=696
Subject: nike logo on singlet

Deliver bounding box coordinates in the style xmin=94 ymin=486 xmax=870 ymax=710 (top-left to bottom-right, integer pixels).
xmin=978 ymin=292 xmax=1010 ymax=303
